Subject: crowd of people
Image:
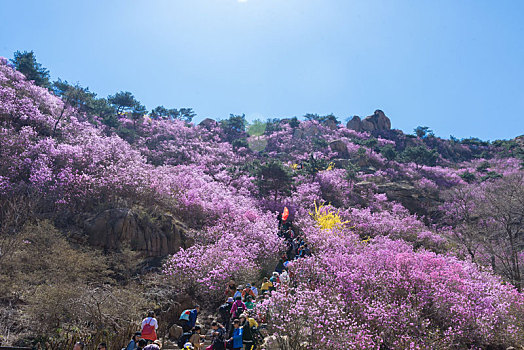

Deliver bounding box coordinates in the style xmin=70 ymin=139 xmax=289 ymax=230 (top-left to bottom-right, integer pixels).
xmin=71 ymin=212 xmax=308 ymax=350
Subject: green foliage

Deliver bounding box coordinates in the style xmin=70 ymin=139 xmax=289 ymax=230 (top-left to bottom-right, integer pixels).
xmin=150 ymin=106 xmax=195 ymax=122
xmin=344 ymin=161 xmax=361 ymax=183
xmin=480 ymin=171 xmax=503 ymax=182
xmin=10 ymin=51 xmax=51 ymax=89
xmin=460 ymin=171 xmax=476 ymax=183
xmin=401 ymin=145 xmax=439 ymax=167
xmin=302 ymin=154 xmax=333 ymax=178
xmin=414 ymin=126 xmax=434 ymax=138
xmin=460 ymin=137 xmax=490 ymax=147
xmin=220 ymin=114 xmax=247 ymax=142
xmin=254 ymin=160 xmax=294 ymax=200
xmin=476 ymin=161 xmax=490 ymax=173
xmin=247 ymin=119 xmax=267 ymax=137
xmin=304 ymin=113 xmax=339 ymax=125
xmin=232 ymin=138 xmax=249 ymax=151
xmin=380 ymin=145 xmax=398 ymax=162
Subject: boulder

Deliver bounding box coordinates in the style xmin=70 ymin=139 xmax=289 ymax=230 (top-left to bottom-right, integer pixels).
xmin=168 ymin=324 xmax=183 ymax=340
xmin=376 ymin=181 xmax=439 ymax=217
xmin=329 ymin=140 xmax=350 ymax=159
xmin=346 ymin=110 xmax=392 ymax=132
xmin=84 ymin=208 xmax=191 ymax=256
xmin=363 ymin=109 xmax=391 ymax=131
xmin=346 ymin=116 xmax=362 ymax=131
xmin=361 ymin=118 xmax=376 ymax=132
xmin=199 ymin=118 xmax=218 ymax=129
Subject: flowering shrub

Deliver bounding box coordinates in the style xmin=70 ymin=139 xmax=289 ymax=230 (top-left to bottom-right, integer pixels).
xmin=262 ymin=236 xmax=524 ymax=349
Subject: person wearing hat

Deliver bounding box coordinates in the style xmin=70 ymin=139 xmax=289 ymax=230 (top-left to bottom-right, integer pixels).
xmin=143 ymin=340 xmax=162 ymax=350
xmin=218 ymin=297 xmax=234 ymax=333
xmin=239 ymin=314 xmax=256 ymax=350
xmin=182 ymin=342 xmax=194 ymax=350
xmin=241 ymin=284 xmax=255 ymax=301
xmin=233 ymin=286 xmax=242 ymax=300
xmin=126 ymin=331 xmax=142 ymax=350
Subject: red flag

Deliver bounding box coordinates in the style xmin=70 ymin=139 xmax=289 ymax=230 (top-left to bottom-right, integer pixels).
xmin=282 ymin=207 xmax=289 ymax=221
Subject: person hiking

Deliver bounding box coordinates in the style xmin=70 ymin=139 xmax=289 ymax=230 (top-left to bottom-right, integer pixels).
xmin=126 ymin=331 xmax=142 ymax=350
xmin=141 ymin=311 xmax=158 ymax=343
xmin=230 ymin=296 xmax=246 ymax=321
xmin=143 ymin=340 xmax=162 ymax=350
xmin=137 ymin=339 xmax=147 ymax=350
xmin=275 ymin=259 xmax=285 ymax=274
xmin=239 ymin=314 xmax=255 ymax=350
xmin=228 ymin=319 xmax=243 ymax=350
xmin=218 ymin=297 xmax=234 ymax=332
xmin=250 ymin=283 xmax=258 ymax=297
xmin=210 ymin=321 xmax=226 ymax=350
xmin=233 ymin=286 xmax=242 ymax=300
xmin=180 ymin=305 xmax=200 ymax=332
xmin=244 ymin=295 xmax=255 ymax=310
xmin=188 ymin=325 xmax=205 ymax=349
xmin=241 ymin=284 xmax=255 ymax=301
xmin=280 ymin=269 xmax=290 ymax=284
xmin=225 ymin=280 xmax=236 ymax=298
xmin=260 ymin=277 xmax=272 ymax=294
xmin=97 ymin=343 xmax=107 ymax=350
xmin=269 ymin=272 xmax=279 ymax=291
xmin=73 ymin=342 xmax=85 ymax=350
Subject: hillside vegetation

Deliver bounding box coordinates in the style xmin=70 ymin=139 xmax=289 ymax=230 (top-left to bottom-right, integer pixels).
xmin=1 ymin=55 xmax=523 ymax=349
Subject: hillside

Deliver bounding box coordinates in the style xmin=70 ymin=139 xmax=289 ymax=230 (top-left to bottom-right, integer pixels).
xmin=1 ymin=57 xmax=524 ymax=349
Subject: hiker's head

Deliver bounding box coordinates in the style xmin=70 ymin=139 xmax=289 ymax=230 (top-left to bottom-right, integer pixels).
xmin=263 ymin=277 xmax=268 ymax=282
xmin=211 ymin=321 xmax=219 ymax=330
xmin=148 ymin=310 xmax=155 ymax=318
xmin=73 ymin=342 xmax=85 ymax=350
xmin=138 ymin=339 xmax=147 ymax=347
xmin=239 ymin=314 xmax=247 ymax=322
xmin=133 ymin=331 xmax=141 ymax=341
xmin=153 ymin=339 xmax=162 ymax=348
xmin=227 ymin=297 xmax=234 ymax=303
xmin=246 ymin=295 xmax=252 ymax=301
xmin=233 ymin=319 xmax=240 ymax=328
xmin=235 ymin=296 xmax=241 ymax=301
xmin=245 ymin=283 xmax=251 ymax=288
xmin=97 ymin=343 xmax=107 ymax=350
xmin=194 ymin=305 xmax=200 ymax=312
xmin=194 ymin=325 xmax=201 ymax=333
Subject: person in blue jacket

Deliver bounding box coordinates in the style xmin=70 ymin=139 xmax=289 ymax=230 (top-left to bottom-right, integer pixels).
xmin=180 ymin=305 xmax=200 ymax=332
xmin=228 ymin=319 xmax=243 ymax=350
xmin=188 ymin=305 xmax=200 ymax=330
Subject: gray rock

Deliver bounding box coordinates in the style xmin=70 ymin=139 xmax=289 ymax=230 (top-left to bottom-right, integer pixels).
xmin=84 ymin=208 xmax=191 ymax=256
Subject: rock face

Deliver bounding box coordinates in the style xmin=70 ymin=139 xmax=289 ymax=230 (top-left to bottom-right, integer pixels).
xmin=346 ymin=110 xmax=391 ymax=132
xmin=346 ymin=116 xmax=362 ymax=131
xmin=198 ymin=118 xmax=218 ymax=129
xmin=329 ymin=140 xmax=350 ymax=159
xmin=376 ymin=181 xmax=439 ymax=217
xmin=84 ymin=208 xmax=191 ymax=256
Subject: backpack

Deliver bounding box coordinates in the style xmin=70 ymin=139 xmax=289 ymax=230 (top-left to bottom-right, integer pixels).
xmin=141 ymin=318 xmax=157 ymax=340
xmin=234 ymin=305 xmax=245 ymax=318
xmin=179 ymin=309 xmax=191 ymax=321
xmin=177 ymin=332 xmax=192 ymax=348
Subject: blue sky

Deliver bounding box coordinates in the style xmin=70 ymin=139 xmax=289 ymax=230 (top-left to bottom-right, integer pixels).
xmin=1 ymin=0 xmax=523 ymax=140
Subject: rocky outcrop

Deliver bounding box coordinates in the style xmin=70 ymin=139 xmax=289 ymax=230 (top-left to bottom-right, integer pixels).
xmin=346 ymin=116 xmax=362 ymax=131
xmin=84 ymin=208 xmax=191 ymax=256
xmin=376 ymin=181 xmax=439 ymax=217
xmin=199 ymin=118 xmax=218 ymax=129
xmin=347 ymin=110 xmax=391 ymax=132
xmin=329 ymin=140 xmax=350 ymax=158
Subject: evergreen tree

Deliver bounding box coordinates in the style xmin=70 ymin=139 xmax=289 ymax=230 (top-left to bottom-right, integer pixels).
xmin=10 ymin=51 xmax=51 ymax=89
